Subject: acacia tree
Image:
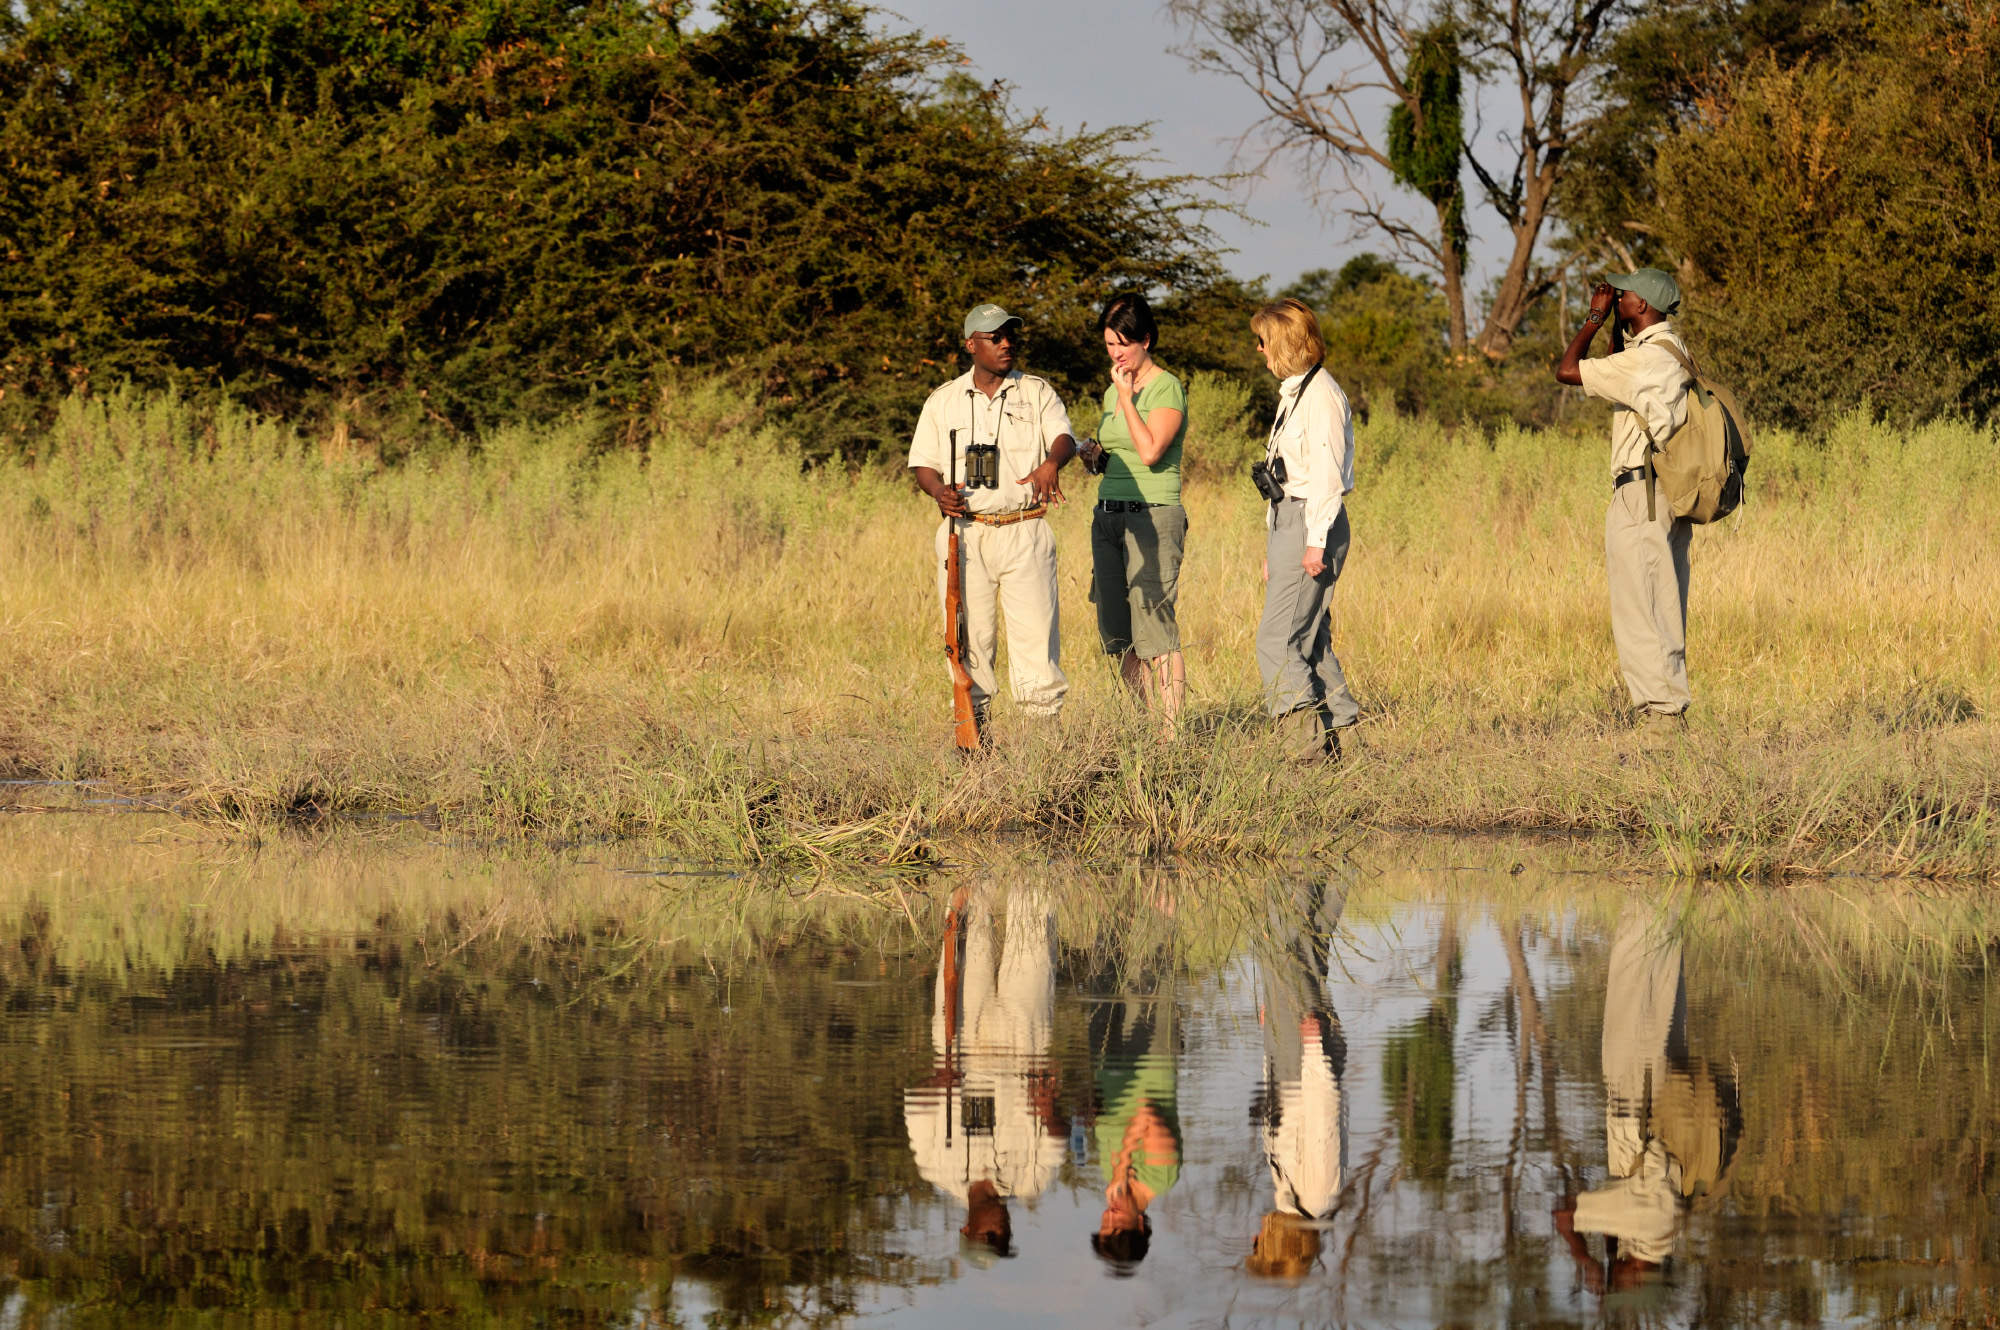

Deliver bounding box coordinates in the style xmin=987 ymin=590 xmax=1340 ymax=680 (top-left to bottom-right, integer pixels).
xmin=1170 ymin=0 xmax=1631 ymax=360
xmin=0 ymin=0 xmax=1224 ymax=452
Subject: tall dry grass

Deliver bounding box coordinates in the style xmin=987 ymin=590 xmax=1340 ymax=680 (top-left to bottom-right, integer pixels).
xmin=0 ymin=380 xmax=1993 ymax=875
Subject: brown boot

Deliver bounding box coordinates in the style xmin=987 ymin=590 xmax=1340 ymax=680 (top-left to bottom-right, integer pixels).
xmin=1632 ymin=708 xmax=1687 ymax=753
xmin=1275 ymin=707 xmax=1335 ymax=764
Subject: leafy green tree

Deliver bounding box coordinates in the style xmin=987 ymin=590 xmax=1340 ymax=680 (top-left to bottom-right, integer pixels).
xmin=0 ymin=0 xmax=1227 ymax=455
xmin=1652 ymin=3 xmax=2000 ymax=425
xmin=1557 ymin=0 xmax=1870 ymax=275
xmin=1386 ymin=28 xmax=1467 ymax=348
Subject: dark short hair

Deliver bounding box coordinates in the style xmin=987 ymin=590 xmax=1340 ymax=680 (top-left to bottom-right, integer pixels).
xmin=1090 ymin=1215 xmax=1152 ymax=1272
xmin=1099 ymin=292 xmax=1158 ymax=352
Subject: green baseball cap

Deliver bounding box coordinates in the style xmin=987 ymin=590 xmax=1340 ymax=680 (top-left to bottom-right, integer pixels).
xmin=1607 ymin=267 xmax=1682 ymax=316
xmin=962 ymin=303 xmax=1023 ymax=338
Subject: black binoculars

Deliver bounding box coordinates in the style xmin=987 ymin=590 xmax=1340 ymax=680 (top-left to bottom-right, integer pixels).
xmin=964 ymin=442 xmax=1000 ymax=489
xmin=1249 ymin=456 xmax=1288 ymax=503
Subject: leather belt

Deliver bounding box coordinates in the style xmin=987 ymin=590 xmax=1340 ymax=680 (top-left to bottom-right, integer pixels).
xmin=1613 ymin=467 xmax=1648 ymax=491
xmin=969 ymin=506 xmax=1046 ymax=527
xmin=1097 ymin=499 xmax=1167 ymax=514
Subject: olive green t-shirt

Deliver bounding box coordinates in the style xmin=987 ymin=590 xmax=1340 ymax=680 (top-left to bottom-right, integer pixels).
xmin=1097 ymin=371 xmax=1188 ymax=505
xmin=1094 ymin=1053 xmax=1182 ymax=1196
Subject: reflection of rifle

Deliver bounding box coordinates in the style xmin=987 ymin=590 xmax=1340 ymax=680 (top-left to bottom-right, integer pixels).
xmin=944 ymin=428 xmax=981 ymax=751
xmin=935 ymin=888 xmax=969 ymax=1146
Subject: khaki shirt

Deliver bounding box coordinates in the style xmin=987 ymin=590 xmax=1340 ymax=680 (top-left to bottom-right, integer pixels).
xmin=1573 ymin=1136 xmax=1682 ymax=1264
xmin=907 ymin=370 xmax=1074 ymax=517
xmin=1577 ymin=322 xmax=1692 ymax=475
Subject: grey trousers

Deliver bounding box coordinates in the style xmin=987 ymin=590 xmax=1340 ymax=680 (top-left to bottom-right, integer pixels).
xmin=1257 ymin=502 xmax=1360 ymax=728
xmin=1605 ymin=479 xmax=1692 ymax=715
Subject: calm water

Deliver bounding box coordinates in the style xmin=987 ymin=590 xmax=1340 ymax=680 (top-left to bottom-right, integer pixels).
xmin=0 ymin=822 xmax=1994 ymax=1327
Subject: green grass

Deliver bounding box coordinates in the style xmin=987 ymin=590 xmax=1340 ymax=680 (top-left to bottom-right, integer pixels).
xmin=0 ymin=382 xmax=1993 ymax=878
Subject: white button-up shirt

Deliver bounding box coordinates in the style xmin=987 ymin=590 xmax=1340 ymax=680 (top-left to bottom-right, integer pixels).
xmin=907 ymin=370 xmax=1074 ymax=516
xmin=904 ymin=892 xmax=1064 ymax=1204
xmin=1265 ymin=366 xmax=1355 ymax=548
xmin=1261 ymin=1022 xmax=1346 ymax=1220
xmin=1577 ymin=322 xmax=1693 ymax=475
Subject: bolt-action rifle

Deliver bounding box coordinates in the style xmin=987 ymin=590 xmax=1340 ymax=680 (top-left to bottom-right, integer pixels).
xmin=943 ymin=429 xmax=982 ymax=751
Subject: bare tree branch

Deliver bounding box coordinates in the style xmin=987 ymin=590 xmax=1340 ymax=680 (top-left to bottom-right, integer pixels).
xmin=1170 ymin=0 xmax=1639 ymax=360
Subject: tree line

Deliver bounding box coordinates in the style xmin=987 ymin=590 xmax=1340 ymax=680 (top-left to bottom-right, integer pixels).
xmin=0 ymin=0 xmax=1221 ymax=455
xmin=2 ymin=0 xmax=1994 ymax=454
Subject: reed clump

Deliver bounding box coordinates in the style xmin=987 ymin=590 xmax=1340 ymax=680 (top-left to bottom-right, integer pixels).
xmin=0 ymin=383 xmax=1993 ymax=877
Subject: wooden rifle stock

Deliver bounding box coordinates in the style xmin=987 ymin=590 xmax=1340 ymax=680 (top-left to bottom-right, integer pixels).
xmin=944 ymin=428 xmax=981 ymax=751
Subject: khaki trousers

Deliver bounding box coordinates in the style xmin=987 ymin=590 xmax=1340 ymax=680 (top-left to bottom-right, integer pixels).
xmin=934 ymin=516 xmax=1068 ymax=718
xmin=1605 ymin=479 xmax=1692 ymax=715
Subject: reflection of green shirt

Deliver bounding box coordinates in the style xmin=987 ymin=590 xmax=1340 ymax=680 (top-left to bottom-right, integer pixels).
xmin=1094 ymin=1054 xmax=1182 ymax=1195
xmin=1097 ymin=372 xmax=1187 ymax=505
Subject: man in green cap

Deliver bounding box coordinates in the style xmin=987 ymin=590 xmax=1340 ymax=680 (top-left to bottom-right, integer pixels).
xmin=908 ymin=303 xmax=1080 ymax=729
xmin=1554 ymin=267 xmax=1696 ymax=733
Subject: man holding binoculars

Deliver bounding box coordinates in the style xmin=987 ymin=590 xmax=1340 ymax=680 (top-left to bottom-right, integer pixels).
xmin=1554 ymin=268 xmax=1696 ymax=734
xmin=908 ymin=303 xmax=1081 ymax=730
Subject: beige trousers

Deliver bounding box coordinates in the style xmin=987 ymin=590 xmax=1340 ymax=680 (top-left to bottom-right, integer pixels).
xmin=1605 ymin=479 xmax=1692 ymax=715
xmin=934 ymin=517 xmax=1067 ymax=717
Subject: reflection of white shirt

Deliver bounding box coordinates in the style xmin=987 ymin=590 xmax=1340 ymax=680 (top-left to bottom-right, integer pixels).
xmin=905 ymin=890 xmax=1064 ymax=1203
xmin=906 ymin=371 xmax=1073 ymax=516
xmin=1262 ymin=1024 xmax=1345 ymax=1219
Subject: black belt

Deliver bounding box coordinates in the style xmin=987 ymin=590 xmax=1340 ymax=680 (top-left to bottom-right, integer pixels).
xmin=1097 ymin=499 xmax=1169 ymax=513
xmin=1613 ymin=466 xmax=1648 ymax=491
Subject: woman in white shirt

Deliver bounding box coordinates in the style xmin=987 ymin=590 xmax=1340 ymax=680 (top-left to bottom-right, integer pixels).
xmin=1248 ymin=299 xmax=1360 ymax=762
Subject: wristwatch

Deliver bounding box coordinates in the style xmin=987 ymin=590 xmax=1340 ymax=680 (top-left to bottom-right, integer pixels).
xmin=1586 ymin=309 xmax=1607 ymax=323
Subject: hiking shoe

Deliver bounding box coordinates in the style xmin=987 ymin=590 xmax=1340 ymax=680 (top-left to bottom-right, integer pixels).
xmin=1276 ymin=707 xmax=1336 ymax=764
xmin=1633 ymin=709 xmax=1688 ymax=751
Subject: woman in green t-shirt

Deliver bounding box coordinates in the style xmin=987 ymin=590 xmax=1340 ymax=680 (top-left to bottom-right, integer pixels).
xmin=1083 ymin=292 xmax=1190 ymax=736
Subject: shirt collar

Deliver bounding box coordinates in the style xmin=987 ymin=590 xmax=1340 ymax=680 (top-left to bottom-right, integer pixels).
xmin=959 ymin=368 xmax=1023 ymax=396
xmin=1629 ymin=321 xmax=1679 ymax=346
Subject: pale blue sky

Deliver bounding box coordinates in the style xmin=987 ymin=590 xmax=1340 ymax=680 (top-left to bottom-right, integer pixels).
xmin=873 ymin=0 xmax=1351 ymax=288
xmin=714 ymin=1 xmax=1540 ymax=292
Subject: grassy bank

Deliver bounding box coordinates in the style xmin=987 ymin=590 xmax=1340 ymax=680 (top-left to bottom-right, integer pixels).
xmin=0 ymin=382 xmax=1994 ymax=877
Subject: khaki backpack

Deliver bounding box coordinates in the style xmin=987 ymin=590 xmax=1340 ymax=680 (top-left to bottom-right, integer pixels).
xmin=1639 ymin=342 xmax=1753 ymax=524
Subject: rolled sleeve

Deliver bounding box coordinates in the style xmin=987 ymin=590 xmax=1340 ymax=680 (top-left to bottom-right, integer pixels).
xmin=1032 ymin=378 xmax=1073 ymax=447
xmin=907 ymin=393 xmax=949 ymax=474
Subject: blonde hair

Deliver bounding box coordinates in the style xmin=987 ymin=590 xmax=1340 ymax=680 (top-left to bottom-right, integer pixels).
xmin=1250 ymin=298 xmax=1325 ymax=378
xmin=1244 ymin=1211 xmax=1322 ymax=1279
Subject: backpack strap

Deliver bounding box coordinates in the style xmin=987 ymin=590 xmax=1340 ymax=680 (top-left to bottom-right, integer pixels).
xmin=1658 ymin=340 xmax=1700 ymax=387
xmin=1633 ymin=337 xmax=1700 ymax=522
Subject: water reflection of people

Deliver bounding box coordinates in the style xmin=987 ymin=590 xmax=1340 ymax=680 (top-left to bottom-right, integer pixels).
xmin=905 ymin=885 xmax=1063 ymax=1258
xmin=1245 ymin=878 xmax=1347 ymax=1279
xmin=1555 ymin=906 xmax=1740 ymax=1297
xmin=1086 ymin=947 xmax=1182 ymax=1272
